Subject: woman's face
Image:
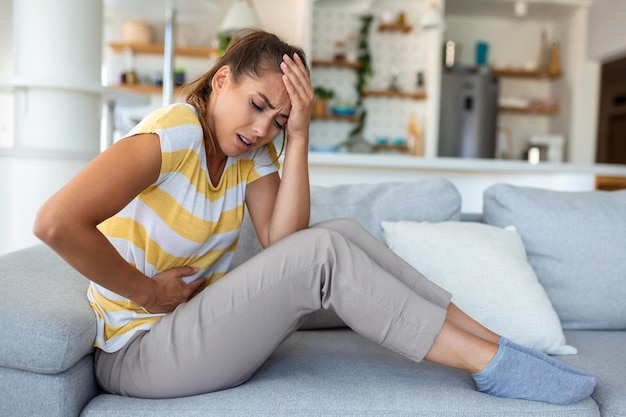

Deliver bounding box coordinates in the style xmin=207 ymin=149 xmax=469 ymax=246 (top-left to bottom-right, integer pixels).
xmin=209 ymin=66 xmax=290 ymax=157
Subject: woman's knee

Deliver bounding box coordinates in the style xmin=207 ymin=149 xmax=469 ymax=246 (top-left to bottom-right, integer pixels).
xmin=270 ymin=227 xmax=346 ymax=266
xmin=311 ymin=218 xmax=369 ymax=244
xmin=295 ymin=225 xmax=344 ymax=248
xmin=311 ymin=217 xmax=362 ymax=232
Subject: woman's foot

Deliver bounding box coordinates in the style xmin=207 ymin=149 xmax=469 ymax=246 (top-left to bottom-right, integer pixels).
xmin=498 ymin=337 xmax=594 ymax=378
xmin=473 ymin=343 xmax=596 ymax=404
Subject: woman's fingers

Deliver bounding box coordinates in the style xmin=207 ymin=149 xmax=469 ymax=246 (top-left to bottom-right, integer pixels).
xmin=281 ymin=53 xmax=313 ymax=137
xmin=281 ymin=53 xmax=313 ymax=107
xmin=143 ymin=267 xmax=205 ymax=313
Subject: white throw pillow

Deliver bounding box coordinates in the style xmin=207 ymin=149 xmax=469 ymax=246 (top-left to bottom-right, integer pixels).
xmin=381 ymin=221 xmax=576 ymax=355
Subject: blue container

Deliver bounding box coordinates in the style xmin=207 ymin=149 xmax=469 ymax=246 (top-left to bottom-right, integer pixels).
xmin=475 ymin=41 xmax=489 ymax=67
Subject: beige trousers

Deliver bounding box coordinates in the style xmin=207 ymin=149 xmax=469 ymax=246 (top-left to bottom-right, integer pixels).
xmin=94 ymin=218 xmax=451 ymax=398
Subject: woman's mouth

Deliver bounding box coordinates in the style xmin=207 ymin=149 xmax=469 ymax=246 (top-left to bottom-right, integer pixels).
xmin=238 ymin=134 xmax=252 ymax=147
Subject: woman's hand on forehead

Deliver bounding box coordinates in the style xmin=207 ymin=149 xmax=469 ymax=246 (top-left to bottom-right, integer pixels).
xmin=279 ymin=53 xmax=314 ymax=142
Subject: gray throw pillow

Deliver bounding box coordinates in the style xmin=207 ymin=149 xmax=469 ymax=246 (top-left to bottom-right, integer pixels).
xmin=483 ymin=184 xmax=626 ymax=330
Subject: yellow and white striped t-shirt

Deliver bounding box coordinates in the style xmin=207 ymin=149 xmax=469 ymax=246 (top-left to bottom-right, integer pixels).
xmin=88 ymin=103 xmax=280 ymax=353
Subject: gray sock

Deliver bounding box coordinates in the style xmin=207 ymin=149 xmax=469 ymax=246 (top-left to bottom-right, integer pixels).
xmin=498 ymin=337 xmax=594 ymax=378
xmin=473 ymin=343 xmax=596 ymax=404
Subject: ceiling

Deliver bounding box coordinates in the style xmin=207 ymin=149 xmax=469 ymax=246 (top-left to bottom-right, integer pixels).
xmin=445 ymin=0 xmax=593 ymax=20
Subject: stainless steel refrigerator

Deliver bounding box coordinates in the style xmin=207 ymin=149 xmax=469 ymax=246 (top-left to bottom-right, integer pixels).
xmin=438 ymin=72 xmax=499 ymax=158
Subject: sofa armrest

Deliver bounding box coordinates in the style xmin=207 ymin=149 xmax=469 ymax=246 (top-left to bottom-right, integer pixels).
xmin=0 ymin=244 xmax=96 ymax=374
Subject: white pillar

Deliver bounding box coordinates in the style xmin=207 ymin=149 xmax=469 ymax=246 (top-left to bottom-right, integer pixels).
xmin=567 ymin=6 xmax=600 ymax=164
xmin=13 ymin=0 xmax=102 ymax=153
xmin=0 ymin=0 xmax=103 ymax=254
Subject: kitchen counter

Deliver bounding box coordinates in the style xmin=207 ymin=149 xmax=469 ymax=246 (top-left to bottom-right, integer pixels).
xmin=304 ymin=152 xmax=626 ymax=212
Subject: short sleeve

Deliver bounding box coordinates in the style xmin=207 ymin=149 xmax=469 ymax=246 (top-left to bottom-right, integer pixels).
xmin=245 ymin=142 xmax=280 ymax=184
xmin=126 ymin=104 xmax=203 ymax=178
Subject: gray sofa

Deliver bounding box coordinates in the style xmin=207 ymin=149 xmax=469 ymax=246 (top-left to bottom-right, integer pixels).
xmin=1 ymin=178 xmax=625 ymax=417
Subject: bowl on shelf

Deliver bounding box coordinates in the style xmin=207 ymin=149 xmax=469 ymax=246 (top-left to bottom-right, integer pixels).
xmin=332 ymin=106 xmax=357 ymax=116
xmin=310 ymin=146 xmax=340 ymax=153
xmin=122 ymin=20 xmax=153 ymax=44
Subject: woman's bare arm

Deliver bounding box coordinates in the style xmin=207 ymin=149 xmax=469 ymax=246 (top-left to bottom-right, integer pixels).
xmin=34 ymin=133 xmax=204 ymax=313
xmin=246 ymin=53 xmax=313 ymax=248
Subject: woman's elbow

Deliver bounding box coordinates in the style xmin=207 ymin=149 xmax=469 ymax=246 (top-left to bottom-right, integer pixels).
xmin=265 ymin=222 xmax=309 ymax=247
xmin=33 ymin=203 xmax=69 ymax=247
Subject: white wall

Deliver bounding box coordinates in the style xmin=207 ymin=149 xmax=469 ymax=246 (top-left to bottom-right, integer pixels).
xmin=587 ymin=0 xmax=626 ymax=62
xmin=0 ymin=0 xmax=12 ymax=77
xmin=565 ymin=0 xmax=626 ymax=163
xmin=0 ymin=156 xmax=88 ymax=255
xmin=0 ymin=0 xmax=14 ymax=149
xmin=256 ymin=0 xmax=312 ymax=51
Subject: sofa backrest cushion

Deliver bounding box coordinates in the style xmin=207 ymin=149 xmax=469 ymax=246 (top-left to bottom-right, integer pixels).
xmin=231 ymin=178 xmax=462 ymax=270
xmin=483 ymin=184 xmax=626 ymax=330
xmin=0 ymin=244 xmax=96 ymax=374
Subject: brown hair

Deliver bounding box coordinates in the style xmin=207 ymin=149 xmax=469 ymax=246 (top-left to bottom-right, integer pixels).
xmin=181 ymin=29 xmax=308 ymax=157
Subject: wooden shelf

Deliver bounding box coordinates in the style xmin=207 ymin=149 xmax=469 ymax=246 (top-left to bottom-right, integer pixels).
xmin=312 ymin=113 xmax=360 ymax=123
xmin=311 ymin=59 xmax=361 ymax=70
xmin=499 ymin=105 xmax=559 ymax=115
xmin=112 ymin=84 xmax=183 ymax=95
xmin=378 ymin=23 xmax=413 ymax=33
xmin=596 ymin=175 xmax=626 ymax=191
xmin=494 ymin=68 xmax=562 ymax=78
xmin=109 ymin=42 xmax=219 ymax=58
xmin=372 ymin=144 xmax=409 ymax=153
xmin=469 ymin=67 xmax=562 ymax=79
xmin=361 ymin=89 xmax=426 ymax=100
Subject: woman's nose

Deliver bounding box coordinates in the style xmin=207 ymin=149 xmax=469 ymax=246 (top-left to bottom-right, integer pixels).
xmin=252 ymin=116 xmax=272 ymax=138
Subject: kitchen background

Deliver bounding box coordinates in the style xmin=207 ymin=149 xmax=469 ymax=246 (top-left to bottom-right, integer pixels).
xmin=2 ymin=0 xmax=625 ymax=255
xmin=101 ymin=0 xmax=592 ymax=163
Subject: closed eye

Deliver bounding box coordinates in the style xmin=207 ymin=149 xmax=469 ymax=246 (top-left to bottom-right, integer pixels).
xmin=252 ymin=99 xmax=285 ymax=130
xmin=251 ymin=99 xmax=262 ymax=111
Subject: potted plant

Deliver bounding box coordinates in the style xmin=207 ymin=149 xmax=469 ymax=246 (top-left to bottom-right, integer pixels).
xmin=313 ymin=86 xmax=334 ymax=118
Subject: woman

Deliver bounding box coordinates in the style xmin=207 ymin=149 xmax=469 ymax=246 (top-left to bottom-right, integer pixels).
xmin=34 ymin=29 xmax=595 ymax=403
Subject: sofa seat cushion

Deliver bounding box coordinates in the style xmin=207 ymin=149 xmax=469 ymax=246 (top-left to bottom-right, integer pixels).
xmin=81 ymin=329 xmax=599 ymax=417
xmin=0 ymin=245 xmax=96 ymax=374
xmin=559 ymin=330 xmax=626 ymax=417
